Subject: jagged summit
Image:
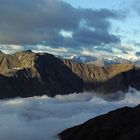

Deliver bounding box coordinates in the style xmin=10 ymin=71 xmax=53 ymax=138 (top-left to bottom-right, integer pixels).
xmin=0 ymin=50 xmax=140 ymax=99
xmin=0 ymin=50 xmax=4 ymax=54
xmin=22 ymin=49 xmax=32 ymax=53
xmin=15 ymin=49 xmax=33 ymax=54
xmin=0 ymin=51 xmax=82 ymax=98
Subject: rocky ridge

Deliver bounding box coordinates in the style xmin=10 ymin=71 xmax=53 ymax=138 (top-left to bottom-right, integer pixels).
xmin=0 ymin=50 xmax=140 ymax=98
xmin=0 ymin=51 xmax=82 ymax=98
xmin=64 ymin=59 xmax=140 ymax=93
xmin=59 ymin=105 xmax=140 ymax=140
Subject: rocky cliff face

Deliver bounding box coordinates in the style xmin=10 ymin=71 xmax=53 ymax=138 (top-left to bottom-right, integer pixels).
xmin=0 ymin=51 xmax=140 ymax=98
xmin=64 ymin=59 xmax=140 ymax=93
xmin=64 ymin=59 xmax=134 ymax=82
xmin=59 ymin=105 xmax=140 ymax=140
xmin=0 ymin=51 xmax=83 ymax=98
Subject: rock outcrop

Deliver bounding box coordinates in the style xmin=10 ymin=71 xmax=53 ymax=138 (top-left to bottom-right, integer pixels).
xmin=0 ymin=51 xmax=83 ymax=98
xmin=0 ymin=51 xmax=140 ymax=98
xmin=59 ymin=105 xmax=140 ymax=140
xmin=64 ymin=59 xmax=140 ymax=93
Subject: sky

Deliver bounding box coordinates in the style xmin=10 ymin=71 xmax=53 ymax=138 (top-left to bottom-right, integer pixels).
xmin=0 ymin=0 xmax=140 ymax=58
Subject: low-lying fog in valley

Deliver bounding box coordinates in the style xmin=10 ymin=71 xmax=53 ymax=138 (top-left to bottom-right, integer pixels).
xmin=0 ymin=88 xmax=140 ymax=140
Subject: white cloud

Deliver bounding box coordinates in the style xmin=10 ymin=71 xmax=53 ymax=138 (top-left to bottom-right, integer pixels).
xmin=59 ymin=30 xmax=73 ymax=38
xmin=0 ymin=88 xmax=140 ymax=140
xmin=33 ymin=45 xmax=69 ymax=55
xmin=0 ymin=44 xmax=69 ymax=56
xmin=0 ymin=44 xmax=23 ymax=53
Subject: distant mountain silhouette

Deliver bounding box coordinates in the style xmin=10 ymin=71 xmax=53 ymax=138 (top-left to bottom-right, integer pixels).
xmin=72 ymin=55 xmax=132 ymax=65
xmin=0 ymin=50 xmax=4 ymax=54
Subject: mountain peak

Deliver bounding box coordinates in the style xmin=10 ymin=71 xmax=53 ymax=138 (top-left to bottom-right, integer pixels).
xmin=0 ymin=50 xmax=4 ymax=54
xmin=15 ymin=49 xmax=33 ymax=54
xmin=0 ymin=51 xmax=82 ymax=98
xmin=23 ymin=49 xmax=32 ymax=53
xmin=0 ymin=50 xmax=140 ymax=99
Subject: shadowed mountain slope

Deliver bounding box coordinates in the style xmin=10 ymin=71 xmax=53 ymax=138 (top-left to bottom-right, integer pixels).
xmin=59 ymin=105 xmax=140 ymax=140
xmin=64 ymin=59 xmax=140 ymax=93
xmin=0 ymin=51 xmax=83 ymax=98
xmin=0 ymin=51 xmax=140 ymax=98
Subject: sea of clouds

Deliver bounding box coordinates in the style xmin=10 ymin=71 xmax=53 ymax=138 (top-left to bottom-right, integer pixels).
xmin=0 ymin=88 xmax=140 ymax=140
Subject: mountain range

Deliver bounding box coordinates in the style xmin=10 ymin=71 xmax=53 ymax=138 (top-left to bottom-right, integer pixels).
xmin=0 ymin=50 xmax=140 ymax=98
xmin=1 ymin=50 xmax=140 ymax=140
xmin=72 ymin=55 xmax=138 ymax=66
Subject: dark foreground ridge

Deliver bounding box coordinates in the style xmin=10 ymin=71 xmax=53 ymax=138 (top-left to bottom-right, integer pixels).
xmin=0 ymin=50 xmax=140 ymax=98
xmin=59 ymin=105 xmax=140 ymax=140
